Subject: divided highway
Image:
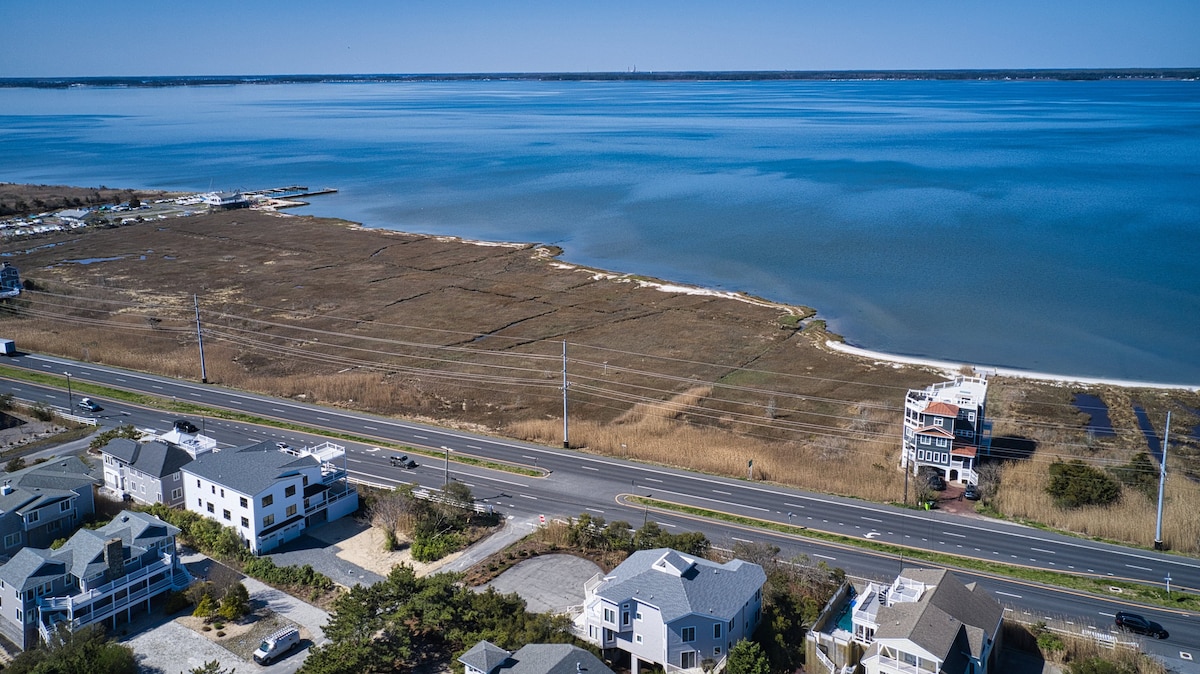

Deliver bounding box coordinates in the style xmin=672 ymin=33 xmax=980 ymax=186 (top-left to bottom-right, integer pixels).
xmin=2 ymin=353 xmax=1198 ymax=667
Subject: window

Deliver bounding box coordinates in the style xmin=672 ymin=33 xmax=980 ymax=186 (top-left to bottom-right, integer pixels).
xmin=285 ymin=485 xmax=296 ymax=498
xmin=934 ymin=417 xmax=944 ymax=427
xmin=603 ymin=608 xmax=615 ymax=623
xmin=714 ymin=623 xmax=722 ymax=639
xmin=4 ymin=532 xmax=20 ymax=548
xmin=968 ymin=411 xmax=976 ymax=421
xmin=680 ymin=651 xmax=696 ymax=669
xmin=263 ymin=514 xmax=275 ymax=527
xmin=60 ymin=501 xmax=71 ymax=512
xmin=197 ymin=479 xmax=201 ymax=488
xmin=174 ymin=473 xmax=181 ymax=481
xmin=172 ymin=488 xmax=182 ymax=500
xmin=141 ymin=483 xmax=146 ymax=493
xmin=936 ymin=438 xmax=948 ymax=448
xmin=206 ymin=502 xmax=215 ymax=513
xmin=636 ymin=611 xmax=643 ymax=621
xmin=26 ymin=510 xmax=39 ymax=524
xmin=919 ymin=436 xmax=931 ymax=445
xmin=220 ymin=488 xmax=225 ymax=498
xmin=635 ymin=634 xmax=643 ymax=644
xmin=241 ymin=517 xmax=249 ymax=528
xmin=240 ymin=496 xmax=248 ymax=508
xmin=681 ymin=626 xmax=695 ymax=642
xmin=262 ymin=494 xmax=274 ymax=508
xmin=730 ymin=617 xmax=735 ymax=630
xmin=714 ymin=647 xmax=722 ymax=656
xmin=901 ymin=651 xmax=918 ymax=666
xmin=198 ymin=498 xmax=203 ymax=508
xmin=622 ymin=611 xmax=630 ymax=626
xmin=223 ymin=509 xmax=231 ymax=521
xmin=286 ymin=504 xmax=297 ymax=517
xmin=211 ymin=485 xmax=215 ymax=494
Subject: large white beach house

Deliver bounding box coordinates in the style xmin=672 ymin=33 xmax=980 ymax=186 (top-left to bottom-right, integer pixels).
xmin=180 ymin=440 xmax=357 ymax=554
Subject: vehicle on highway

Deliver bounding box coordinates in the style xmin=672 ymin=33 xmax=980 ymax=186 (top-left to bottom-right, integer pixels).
xmin=1114 ymin=611 xmax=1169 ymax=639
xmin=76 ymin=397 xmax=102 ymax=413
xmin=964 ymin=483 xmax=980 ymax=500
xmin=174 ymin=419 xmax=199 ymax=434
xmin=389 ymin=455 xmax=417 ymax=469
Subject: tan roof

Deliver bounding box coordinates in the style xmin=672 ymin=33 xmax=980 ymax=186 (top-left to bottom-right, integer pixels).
xmin=951 ymin=446 xmax=978 ymax=457
xmin=924 ymin=401 xmax=960 ymax=417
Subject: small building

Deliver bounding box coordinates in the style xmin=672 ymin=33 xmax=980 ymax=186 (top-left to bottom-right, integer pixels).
xmin=180 ymin=440 xmax=357 ymax=554
xmin=0 ymin=262 xmax=22 ymax=298
xmin=806 ymin=568 xmax=1004 ymax=674
xmin=460 ymin=640 xmax=614 ymax=674
xmin=579 ymin=548 xmax=766 ymax=674
xmin=0 ymin=510 xmax=190 ymax=650
xmin=201 ymin=191 xmax=249 ymax=210
xmin=901 ymin=375 xmax=991 ymax=486
xmin=0 ymin=457 xmax=99 ymax=558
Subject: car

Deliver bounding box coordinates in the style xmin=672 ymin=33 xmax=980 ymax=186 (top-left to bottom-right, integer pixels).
xmin=276 ymin=442 xmax=292 ymax=451
xmin=1114 ymin=611 xmax=1169 ymax=639
xmin=389 ymin=455 xmax=418 ymax=469
xmin=963 ymin=484 xmax=980 ymax=500
xmin=173 ymin=419 xmax=199 ymax=434
xmin=76 ymin=397 xmax=102 ymax=413
xmin=919 ymin=468 xmax=946 ymax=491
xmin=253 ymin=626 xmax=301 ymax=664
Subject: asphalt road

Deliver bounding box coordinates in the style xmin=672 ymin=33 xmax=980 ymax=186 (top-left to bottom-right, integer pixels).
xmin=2 ymin=353 xmax=1198 ymax=669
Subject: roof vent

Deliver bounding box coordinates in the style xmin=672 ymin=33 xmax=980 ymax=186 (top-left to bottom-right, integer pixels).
xmin=0 ymin=485 xmax=11 ymax=496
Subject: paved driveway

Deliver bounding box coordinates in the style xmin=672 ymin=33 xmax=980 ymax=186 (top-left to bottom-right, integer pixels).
xmin=478 ymin=554 xmax=602 ymax=614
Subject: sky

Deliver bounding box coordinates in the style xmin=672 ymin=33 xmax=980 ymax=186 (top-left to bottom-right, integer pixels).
xmin=2 ymin=0 xmax=1198 ymax=77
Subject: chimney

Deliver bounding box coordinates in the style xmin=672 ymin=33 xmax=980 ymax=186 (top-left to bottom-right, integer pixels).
xmin=104 ymin=538 xmax=125 ymax=582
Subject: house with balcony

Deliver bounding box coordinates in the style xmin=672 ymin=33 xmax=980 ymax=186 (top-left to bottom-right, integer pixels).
xmin=180 ymin=440 xmax=357 ymax=554
xmin=806 ymin=568 xmax=1003 ymax=674
xmin=579 ymin=549 xmax=765 ymax=674
xmin=460 ymin=640 xmax=614 ymax=674
xmin=901 ymin=376 xmax=991 ymax=486
xmin=99 ymin=420 xmax=217 ymax=508
xmin=0 ymin=510 xmax=190 ymax=650
xmin=0 ymin=457 xmax=99 ymax=558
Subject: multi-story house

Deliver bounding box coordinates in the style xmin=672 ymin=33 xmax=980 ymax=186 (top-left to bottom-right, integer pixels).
xmin=460 ymin=640 xmax=615 ymax=674
xmin=0 ymin=457 xmax=99 ymax=558
xmin=180 ymin=440 xmax=357 ymax=554
xmin=580 ymin=548 xmax=766 ymax=674
xmin=0 ymin=510 xmax=190 ymax=650
xmin=99 ymin=419 xmax=217 ymax=507
xmin=901 ymin=375 xmax=991 ymax=486
xmin=806 ymin=568 xmax=1004 ymax=674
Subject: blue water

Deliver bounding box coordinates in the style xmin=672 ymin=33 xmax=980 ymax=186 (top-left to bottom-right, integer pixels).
xmin=2 ymin=79 xmax=1199 ymax=384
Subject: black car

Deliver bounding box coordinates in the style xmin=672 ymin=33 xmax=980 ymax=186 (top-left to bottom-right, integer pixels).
xmin=389 ymin=455 xmax=418 ymax=469
xmin=1114 ymin=611 xmax=1169 ymax=639
xmin=963 ymin=484 xmax=980 ymax=500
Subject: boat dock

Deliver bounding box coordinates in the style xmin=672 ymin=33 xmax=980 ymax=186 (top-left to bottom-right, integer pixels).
xmin=243 ymin=186 xmax=339 ymax=200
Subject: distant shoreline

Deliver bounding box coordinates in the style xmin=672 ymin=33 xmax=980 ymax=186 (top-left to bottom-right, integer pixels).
xmin=3 ymin=68 xmax=1199 ymax=89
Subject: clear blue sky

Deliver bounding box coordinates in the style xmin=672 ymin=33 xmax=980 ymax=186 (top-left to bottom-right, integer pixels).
xmin=2 ymin=0 xmax=1197 ymax=77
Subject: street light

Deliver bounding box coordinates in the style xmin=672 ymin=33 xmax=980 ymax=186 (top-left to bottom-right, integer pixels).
xmin=64 ymin=372 xmax=73 ymax=409
xmin=441 ymin=446 xmax=452 ymax=491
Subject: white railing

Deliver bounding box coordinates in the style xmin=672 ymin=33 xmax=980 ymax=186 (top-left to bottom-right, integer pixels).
xmin=812 ymin=647 xmax=837 ymax=674
xmin=43 ymin=554 xmax=172 ymax=612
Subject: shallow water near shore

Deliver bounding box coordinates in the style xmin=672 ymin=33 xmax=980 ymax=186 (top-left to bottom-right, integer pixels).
xmin=2 ymin=79 xmax=1198 ymax=384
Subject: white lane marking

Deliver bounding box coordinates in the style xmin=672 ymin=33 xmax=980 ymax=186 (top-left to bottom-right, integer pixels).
xmin=347 ymin=458 xmax=364 ymax=463
xmin=316 ymin=416 xmax=329 ymax=421
xmin=467 ymin=444 xmax=481 ymax=449
xmin=813 ymin=554 xmax=836 ymax=561
xmin=862 ymin=516 xmax=883 ymax=523
xmin=190 ymin=392 xmax=202 ymax=397
xmin=644 ymin=478 xmax=663 ymax=483
xmin=1031 ymin=547 xmax=1056 ymax=554
xmin=586 ymin=508 xmax=605 ymax=514
xmin=523 ymin=455 xmax=537 ymax=460
xmin=713 ymin=490 xmax=732 ymax=495
xmin=648 ymin=488 xmax=770 ymax=512
xmin=519 ymin=495 xmax=538 ymax=500
xmin=413 ymin=434 xmax=428 ymax=439
xmin=1098 ymin=612 xmax=1116 ymax=617
xmin=784 ymin=503 xmax=805 ymax=509
xmin=151 ymin=385 xmax=163 ymax=389
xmin=1126 ymin=564 xmax=1153 ymax=572
xmin=115 ymin=378 xmax=126 ymax=382
xmin=732 ymin=537 xmax=753 ymax=543
xmin=659 ymin=522 xmax=676 ymax=528
xmin=271 ymin=408 xmax=285 ymax=413
xmin=943 ymin=531 xmax=967 ymax=538
xmin=583 ymin=466 xmax=599 ymax=471
xmin=363 ymin=425 xmax=377 ymax=430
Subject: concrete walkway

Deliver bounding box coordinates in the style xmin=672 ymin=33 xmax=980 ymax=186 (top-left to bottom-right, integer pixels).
xmin=436 ymin=515 xmax=542 ymax=575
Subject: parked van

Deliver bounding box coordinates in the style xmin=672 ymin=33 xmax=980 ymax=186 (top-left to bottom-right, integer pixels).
xmin=253 ymin=626 xmax=301 ymax=665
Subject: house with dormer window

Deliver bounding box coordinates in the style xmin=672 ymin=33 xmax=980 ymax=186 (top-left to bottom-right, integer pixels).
xmin=0 ymin=457 xmax=99 ymax=558
xmin=0 ymin=510 xmax=190 ymax=650
xmin=580 ymin=549 xmax=765 ymax=674
xmin=460 ymin=640 xmax=614 ymax=674
xmin=901 ymin=375 xmax=991 ymax=485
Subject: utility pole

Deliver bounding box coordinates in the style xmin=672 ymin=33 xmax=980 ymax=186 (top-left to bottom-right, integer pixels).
xmin=442 ymin=446 xmax=451 ymax=491
xmin=561 ymin=340 xmax=569 ymax=449
xmin=747 ymin=459 xmax=753 ymax=480
xmin=1154 ymin=411 xmax=1171 ymax=551
xmin=64 ymin=372 xmax=73 ymax=409
xmin=194 ymin=294 xmax=208 ymax=384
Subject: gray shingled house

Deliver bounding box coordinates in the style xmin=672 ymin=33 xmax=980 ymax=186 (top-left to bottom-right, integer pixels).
xmin=460 ymin=640 xmax=614 ymax=674
xmin=580 ymin=548 xmax=765 ymax=674
xmin=100 ymin=438 xmax=194 ymax=508
xmin=0 ymin=456 xmax=99 ymax=558
xmin=0 ymin=510 xmax=190 ymax=650
xmin=806 ymin=568 xmax=1004 ymax=674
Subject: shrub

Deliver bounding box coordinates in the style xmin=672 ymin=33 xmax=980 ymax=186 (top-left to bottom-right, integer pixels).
xmin=30 ymin=402 xmax=54 ymax=421
xmin=164 ymin=590 xmax=191 ymax=614
xmin=5 ymin=456 xmax=26 ymax=473
xmin=411 ymin=532 xmax=464 ymax=562
xmin=193 ymin=594 xmax=217 ymax=621
xmin=1047 ymin=460 xmax=1121 ymax=509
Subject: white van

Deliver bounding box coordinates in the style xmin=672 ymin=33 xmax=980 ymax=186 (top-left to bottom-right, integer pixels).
xmin=253 ymin=626 xmax=301 ymax=665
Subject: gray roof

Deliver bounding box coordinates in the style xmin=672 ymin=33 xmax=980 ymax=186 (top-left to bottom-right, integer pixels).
xmin=871 ymin=568 xmax=1003 ymax=667
xmin=460 ymin=640 xmax=513 ymax=674
xmin=595 ymin=548 xmax=765 ymax=623
xmin=460 ymin=641 xmax=614 ymax=674
xmin=0 ymin=510 xmax=179 ymax=590
xmin=0 ymin=456 xmax=98 ymax=515
xmin=182 ymin=441 xmax=317 ymax=496
xmin=103 ymin=439 xmax=193 ymax=479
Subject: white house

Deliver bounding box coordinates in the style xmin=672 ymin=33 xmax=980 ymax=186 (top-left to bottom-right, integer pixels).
xmin=901 ymin=376 xmax=991 ymax=486
xmin=580 ymin=549 xmax=765 ymax=674
xmin=807 ymin=568 xmax=1004 ymax=674
xmin=180 ymin=440 xmax=357 ymax=554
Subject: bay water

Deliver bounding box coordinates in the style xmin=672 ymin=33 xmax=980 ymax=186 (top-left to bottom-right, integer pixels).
xmin=1 ymin=79 xmax=1198 ymax=384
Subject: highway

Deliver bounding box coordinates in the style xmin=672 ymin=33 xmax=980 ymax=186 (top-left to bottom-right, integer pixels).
xmin=2 ymin=353 xmax=1198 ymax=668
